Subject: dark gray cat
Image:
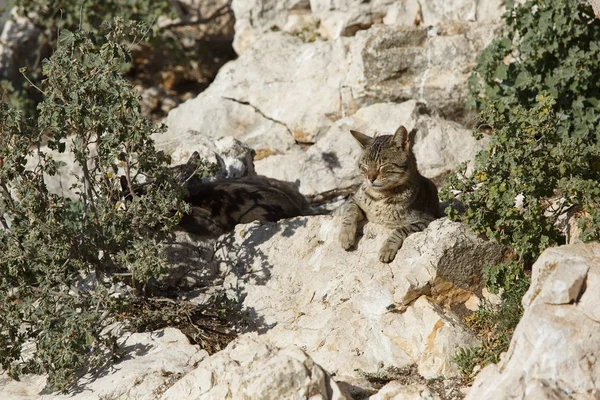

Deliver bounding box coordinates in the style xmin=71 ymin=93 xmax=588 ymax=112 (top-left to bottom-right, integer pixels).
xmin=171 ymin=152 xmax=309 ymax=237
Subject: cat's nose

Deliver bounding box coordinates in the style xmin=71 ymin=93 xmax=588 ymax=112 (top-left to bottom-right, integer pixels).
xmin=367 ymin=173 xmax=378 ymax=183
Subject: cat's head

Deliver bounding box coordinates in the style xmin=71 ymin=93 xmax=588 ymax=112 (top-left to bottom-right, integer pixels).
xmin=349 ymin=125 xmax=416 ymax=190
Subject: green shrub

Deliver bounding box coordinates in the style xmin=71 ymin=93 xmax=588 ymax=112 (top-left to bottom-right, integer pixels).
xmin=483 ymin=261 xmax=528 ymax=295
xmin=468 ymin=0 xmax=600 ymax=124
xmin=0 ymin=20 xmax=194 ymax=392
xmin=442 ymin=0 xmax=600 ymax=262
xmin=445 ymin=0 xmax=600 ymax=378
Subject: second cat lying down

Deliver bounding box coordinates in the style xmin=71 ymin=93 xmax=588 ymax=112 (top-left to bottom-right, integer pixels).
xmin=122 ymin=151 xmax=310 ymax=238
xmin=178 ymin=175 xmax=310 ymax=237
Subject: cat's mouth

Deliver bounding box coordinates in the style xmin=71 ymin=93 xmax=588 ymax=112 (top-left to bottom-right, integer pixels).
xmin=368 ymin=181 xmax=387 ymax=190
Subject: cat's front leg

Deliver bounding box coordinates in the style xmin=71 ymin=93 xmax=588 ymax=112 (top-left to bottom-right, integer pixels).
xmin=379 ymin=221 xmax=428 ymax=263
xmin=339 ymin=200 xmax=364 ymax=250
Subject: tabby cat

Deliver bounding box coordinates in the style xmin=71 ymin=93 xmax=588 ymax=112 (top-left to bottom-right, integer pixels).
xmin=339 ymin=126 xmax=441 ymax=263
xmin=122 ymin=152 xmax=310 ymax=238
xmin=178 ymin=174 xmax=310 ymax=237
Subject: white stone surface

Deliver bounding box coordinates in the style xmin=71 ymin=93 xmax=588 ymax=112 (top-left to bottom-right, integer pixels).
xmin=231 ymin=0 xmax=510 ymax=54
xmin=369 ymin=381 xmax=440 ymax=400
xmin=163 ymin=32 xmax=347 ymax=146
xmin=211 ymin=216 xmax=505 ymax=380
xmin=345 ymin=22 xmax=500 ymax=123
xmin=160 ymin=335 xmax=347 ymax=400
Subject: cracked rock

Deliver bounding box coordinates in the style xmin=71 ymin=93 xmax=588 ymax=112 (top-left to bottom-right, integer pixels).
xmin=160 ymin=335 xmax=347 ymax=400
xmin=232 ymin=0 xmax=510 ymax=54
xmin=466 ymin=243 xmax=600 ymax=400
xmin=200 ymin=215 xmax=504 ymax=383
xmin=163 ymin=32 xmax=347 ymax=147
xmin=1 ymin=328 xmax=205 ymax=400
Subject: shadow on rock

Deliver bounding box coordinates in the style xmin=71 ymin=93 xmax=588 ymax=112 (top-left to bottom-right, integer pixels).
xmin=211 ymin=217 xmax=308 ymax=333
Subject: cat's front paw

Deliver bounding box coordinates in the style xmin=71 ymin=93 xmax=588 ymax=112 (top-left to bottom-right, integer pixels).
xmin=379 ymin=242 xmax=400 ymax=263
xmin=339 ymin=228 xmax=356 ymax=250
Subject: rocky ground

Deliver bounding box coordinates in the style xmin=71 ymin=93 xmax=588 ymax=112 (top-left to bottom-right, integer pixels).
xmin=2 ymin=0 xmax=599 ymax=399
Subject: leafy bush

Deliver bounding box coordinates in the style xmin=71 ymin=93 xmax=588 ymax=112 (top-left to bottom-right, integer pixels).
xmin=468 ymin=0 xmax=600 ymax=125
xmin=442 ymin=0 xmax=600 ymax=262
xmin=0 ymin=20 xmax=193 ymax=392
xmin=483 ymin=261 xmax=528 ymax=295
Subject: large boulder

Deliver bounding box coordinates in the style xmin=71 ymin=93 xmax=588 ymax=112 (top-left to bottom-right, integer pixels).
xmin=231 ymin=0 xmax=312 ymax=55
xmin=465 ymin=243 xmax=600 ymax=400
xmin=164 ymin=20 xmax=496 ymax=181
xmin=231 ymin=0 xmax=509 ymax=54
xmin=162 ymin=32 xmax=347 ymax=147
xmin=160 ymin=335 xmax=347 ymax=400
xmin=0 ymin=328 xmax=205 ymax=400
xmin=345 ymin=22 xmax=500 ymax=123
xmin=209 ymin=216 xmax=506 ymax=382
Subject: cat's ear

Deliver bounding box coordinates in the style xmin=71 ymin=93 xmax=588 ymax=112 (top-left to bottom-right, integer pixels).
xmin=187 ymin=151 xmax=201 ymax=166
xmin=350 ymin=129 xmax=373 ymax=148
xmin=392 ymin=125 xmax=410 ymax=151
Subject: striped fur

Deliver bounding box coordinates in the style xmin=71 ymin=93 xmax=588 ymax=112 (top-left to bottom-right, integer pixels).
xmin=339 ymin=126 xmax=441 ymax=263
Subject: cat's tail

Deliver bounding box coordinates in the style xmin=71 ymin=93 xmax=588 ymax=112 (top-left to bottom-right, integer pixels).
xmin=305 ymin=185 xmax=359 ymax=216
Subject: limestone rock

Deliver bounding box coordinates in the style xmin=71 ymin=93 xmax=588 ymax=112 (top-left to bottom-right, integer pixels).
xmin=345 ymin=22 xmax=501 ymax=123
xmin=231 ymin=0 xmax=312 ymax=54
xmin=0 ymin=373 xmax=47 ymax=400
xmin=163 ymin=32 xmax=346 ymax=146
xmin=466 ymin=243 xmax=600 ymax=400
xmin=413 ymin=116 xmax=485 ymax=180
xmin=212 ymin=216 xmax=505 ymax=380
xmin=160 ymin=335 xmax=347 ymax=400
xmin=1 ymin=328 xmax=205 ymax=400
xmin=369 ymin=382 xmax=440 ymax=400
xmin=231 ymin=0 xmax=509 ymax=54
xmin=390 ymin=218 xmax=505 ymax=307
xmin=165 ymin=23 xmax=496 ymax=176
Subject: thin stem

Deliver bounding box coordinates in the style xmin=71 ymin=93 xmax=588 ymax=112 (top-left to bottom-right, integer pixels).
xmin=20 ymin=71 xmax=46 ymax=96
xmin=123 ymin=159 xmax=136 ymax=199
